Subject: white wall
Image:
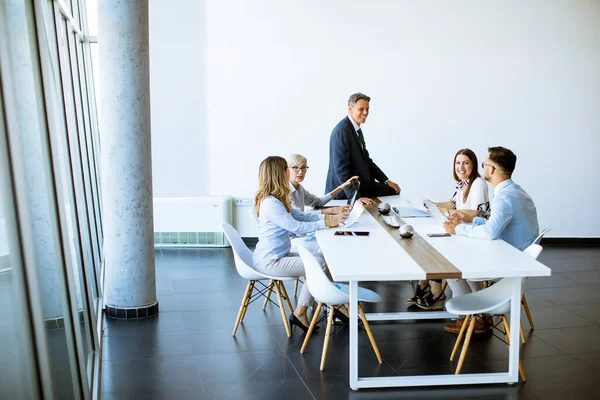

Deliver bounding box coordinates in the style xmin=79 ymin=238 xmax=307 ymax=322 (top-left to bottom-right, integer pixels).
xmin=149 ymin=0 xmax=209 ymax=196
xmin=152 ymin=0 xmax=600 ymax=237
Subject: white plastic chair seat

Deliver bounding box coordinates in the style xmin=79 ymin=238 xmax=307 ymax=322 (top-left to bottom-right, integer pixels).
xmin=332 ymin=283 xmax=382 ymax=303
xmin=445 ymin=277 xmax=515 ymax=316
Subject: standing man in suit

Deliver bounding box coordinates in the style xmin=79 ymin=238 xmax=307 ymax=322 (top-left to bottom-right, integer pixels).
xmin=325 ymin=93 xmax=401 ymax=204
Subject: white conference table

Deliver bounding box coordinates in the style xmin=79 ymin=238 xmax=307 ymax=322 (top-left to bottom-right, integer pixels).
xmin=315 ymin=194 xmax=551 ymax=390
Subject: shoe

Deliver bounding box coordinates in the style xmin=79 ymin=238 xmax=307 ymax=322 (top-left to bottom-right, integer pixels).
xmin=289 ymin=313 xmax=319 ymax=333
xmin=407 ymin=283 xmax=431 ymax=306
xmin=333 ymin=308 xmax=349 ymax=324
xmin=444 ymin=317 xmax=487 ymax=334
xmin=415 ymin=292 xmax=446 ymax=311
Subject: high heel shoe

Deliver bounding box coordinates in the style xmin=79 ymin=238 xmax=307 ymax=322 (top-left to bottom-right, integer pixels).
xmin=289 ymin=313 xmax=319 ymax=333
xmin=333 ymin=308 xmax=350 ymax=324
xmin=332 ymin=307 xmax=362 ymax=325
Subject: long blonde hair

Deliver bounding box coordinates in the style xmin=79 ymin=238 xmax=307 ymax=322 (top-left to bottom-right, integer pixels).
xmin=253 ymin=156 xmax=292 ymax=217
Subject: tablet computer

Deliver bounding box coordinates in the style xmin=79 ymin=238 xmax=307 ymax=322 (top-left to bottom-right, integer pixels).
xmin=346 ymin=181 xmax=360 ymax=207
xmin=423 ymin=199 xmax=448 ymax=225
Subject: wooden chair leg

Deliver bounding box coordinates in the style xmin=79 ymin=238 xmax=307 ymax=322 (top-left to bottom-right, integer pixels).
xmin=320 ymin=306 xmax=336 ymax=371
xmin=358 ymin=304 xmax=382 ymax=363
xmin=294 ymin=278 xmax=300 ymax=296
xmin=450 ymin=315 xmax=471 ymax=361
xmin=278 ymin=281 xmax=294 ymax=314
xmin=522 ymin=294 xmax=535 ymax=329
xmin=232 ymin=281 xmax=254 ymax=336
xmin=441 ymin=280 xmax=448 ymax=294
xmin=240 ymin=281 xmax=255 ymax=322
xmin=273 ymin=280 xmax=291 ymax=337
xmin=520 ymin=325 xmax=526 ymax=344
xmin=455 ymin=316 xmax=476 ymax=374
xmin=262 ymin=279 xmax=274 ymax=310
xmin=501 ymin=316 xmax=527 ymax=381
xmin=301 ymin=302 xmax=323 ymax=353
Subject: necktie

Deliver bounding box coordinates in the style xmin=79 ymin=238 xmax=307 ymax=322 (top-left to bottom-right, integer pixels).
xmin=357 ymin=128 xmax=366 ymax=151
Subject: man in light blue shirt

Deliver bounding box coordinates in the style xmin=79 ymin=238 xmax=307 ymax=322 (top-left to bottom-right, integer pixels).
xmin=442 ymin=146 xmax=539 ymax=335
xmin=444 ymin=146 xmax=539 ymax=251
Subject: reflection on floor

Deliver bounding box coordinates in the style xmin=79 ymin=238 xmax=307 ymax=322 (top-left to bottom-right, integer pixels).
xmin=101 ymin=246 xmax=600 ymax=399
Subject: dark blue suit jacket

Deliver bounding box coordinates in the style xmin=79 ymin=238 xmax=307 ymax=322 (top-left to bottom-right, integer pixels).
xmin=325 ymin=116 xmax=392 ymax=199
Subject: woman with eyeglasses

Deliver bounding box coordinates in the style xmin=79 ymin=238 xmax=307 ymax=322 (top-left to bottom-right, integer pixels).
xmin=287 ymin=154 xmax=358 ymax=215
xmin=253 ymin=156 xmax=346 ymax=332
xmin=409 ymin=149 xmax=490 ymax=316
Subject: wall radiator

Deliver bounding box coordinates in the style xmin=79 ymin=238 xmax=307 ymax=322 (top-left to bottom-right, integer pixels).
xmin=153 ymin=196 xmax=233 ymax=247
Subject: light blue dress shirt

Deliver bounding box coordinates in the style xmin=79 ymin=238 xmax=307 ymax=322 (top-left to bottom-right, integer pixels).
xmin=289 ymin=182 xmax=333 ymax=212
xmin=455 ymin=179 xmax=539 ymax=251
xmin=253 ymin=196 xmax=326 ymax=267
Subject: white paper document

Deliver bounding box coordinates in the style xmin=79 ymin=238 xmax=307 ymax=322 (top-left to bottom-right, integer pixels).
xmin=342 ymin=203 xmax=365 ymax=228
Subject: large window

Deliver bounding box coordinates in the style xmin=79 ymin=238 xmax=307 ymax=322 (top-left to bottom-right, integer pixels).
xmin=0 ymin=0 xmax=103 ymax=398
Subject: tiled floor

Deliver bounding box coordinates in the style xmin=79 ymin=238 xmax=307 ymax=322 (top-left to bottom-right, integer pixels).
xmin=101 ymin=245 xmax=600 ymax=399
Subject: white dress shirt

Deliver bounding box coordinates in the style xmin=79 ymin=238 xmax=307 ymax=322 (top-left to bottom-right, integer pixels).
xmin=452 ymin=177 xmax=490 ymax=213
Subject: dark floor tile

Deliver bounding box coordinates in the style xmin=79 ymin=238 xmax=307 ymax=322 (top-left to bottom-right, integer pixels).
xmin=171 ymin=275 xmax=247 ymax=295
xmin=156 ymin=295 xmax=179 ymax=312
xmin=156 ymin=279 xmax=174 ymax=295
xmin=520 ymin=355 xmax=600 ymax=399
xmin=193 ymin=351 xmax=298 ymax=384
xmin=167 ymin=264 xmax=236 ymax=280
xmin=181 ymin=305 xmax=291 ymax=332
xmin=285 ymin=338 xmax=398 ymax=380
xmin=523 ymin=273 xmax=580 ymax=290
xmin=538 ymin=246 xmax=600 ymax=261
xmin=521 ymin=286 xmax=600 ymax=307
xmin=564 ymin=303 xmax=600 ymax=324
xmin=203 ymin=378 xmax=312 ymax=400
xmin=539 ymin=256 xmax=600 ymax=273
xmin=101 ymin=356 xmax=202 ymax=391
xmin=103 ymin=312 xmax=186 ymax=336
xmin=173 ymin=291 xmax=246 ymax=311
xmin=533 ymin=326 xmax=600 ymax=354
xmin=187 ymin=326 xmax=281 ymax=355
xmin=102 ymin=331 xmax=193 ymax=361
xmin=372 ymin=336 xmax=483 ymax=372
xmin=102 ymin=387 xmax=207 ymax=400
xmin=518 ymin=305 xmax=596 ymax=330
xmin=571 ymin=352 xmax=600 ymax=367
xmin=560 ymin=270 xmax=600 ymax=288
xmin=467 ymin=332 xmax=564 ymax=363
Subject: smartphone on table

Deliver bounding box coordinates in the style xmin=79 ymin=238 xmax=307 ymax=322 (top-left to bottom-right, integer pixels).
xmin=334 ymin=231 xmax=370 ymax=236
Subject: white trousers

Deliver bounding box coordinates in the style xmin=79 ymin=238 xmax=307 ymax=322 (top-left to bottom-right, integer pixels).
xmin=255 ymin=252 xmax=325 ymax=307
xmin=447 ymin=279 xmax=483 ymax=298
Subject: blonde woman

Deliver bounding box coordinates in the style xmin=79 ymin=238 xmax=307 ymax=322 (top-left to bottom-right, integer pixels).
xmin=253 ymin=156 xmax=345 ymax=332
xmin=287 ymin=154 xmax=357 ymax=215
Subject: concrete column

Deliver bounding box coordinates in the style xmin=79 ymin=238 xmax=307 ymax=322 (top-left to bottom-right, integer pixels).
xmin=99 ymin=0 xmax=157 ymax=317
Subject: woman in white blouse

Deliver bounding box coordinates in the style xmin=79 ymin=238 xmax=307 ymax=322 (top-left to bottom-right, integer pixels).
xmin=410 ymin=149 xmax=490 ymax=313
xmin=253 ymin=156 xmax=345 ymax=332
xmin=287 ymin=154 xmax=357 ymax=215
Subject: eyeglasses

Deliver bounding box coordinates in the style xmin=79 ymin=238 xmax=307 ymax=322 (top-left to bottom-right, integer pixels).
xmin=481 ymin=162 xmax=495 ymax=170
xmin=290 ymin=166 xmax=309 ymax=172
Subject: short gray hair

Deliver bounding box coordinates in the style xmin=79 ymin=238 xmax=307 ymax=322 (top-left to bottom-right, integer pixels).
xmin=286 ymin=154 xmax=307 ymax=167
xmin=348 ymin=92 xmax=371 ymax=106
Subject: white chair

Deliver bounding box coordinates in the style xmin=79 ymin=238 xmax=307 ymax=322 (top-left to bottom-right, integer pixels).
xmin=296 ymin=245 xmax=383 ymax=371
xmin=519 ymin=228 xmax=550 ymax=330
xmin=221 ymin=223 xmax=296 ymax=337
xmin=445 ymin=243 xmax=544 ymax=380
